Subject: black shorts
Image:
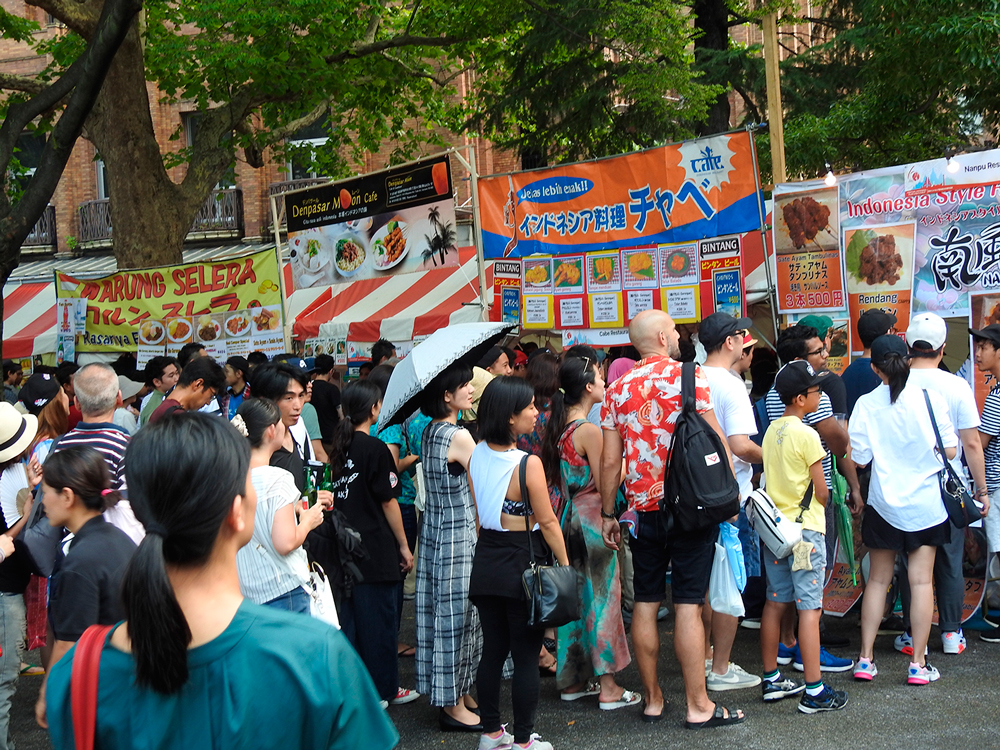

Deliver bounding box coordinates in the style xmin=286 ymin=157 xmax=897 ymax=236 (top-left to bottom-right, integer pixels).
xmin=631 ymin=511 xmax=716 ymax=605
xmin=862 ymin=506 xmax=951 ymax=553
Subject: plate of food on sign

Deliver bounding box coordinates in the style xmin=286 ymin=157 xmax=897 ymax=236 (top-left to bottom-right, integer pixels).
xmin=333 ymin=233 xmax=367 ymax=278
xmin=166 ymin=318 xmax=192 ymax=343
xmin=372 ymin=218 xmax=409 ymax=270
xmin=252 ymin=307 xmax=280 ymax=332
xmin=139 ymin=320 xmax=165 ymax=346
xmin=226 ymin=313 xmax=251 ymax=338
xmin=196 ymin=315 xmax=222 ymax=342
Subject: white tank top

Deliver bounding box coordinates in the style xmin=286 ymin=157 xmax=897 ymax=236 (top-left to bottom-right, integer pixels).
xmin=468 ymin=442 xmax=527 ymax=532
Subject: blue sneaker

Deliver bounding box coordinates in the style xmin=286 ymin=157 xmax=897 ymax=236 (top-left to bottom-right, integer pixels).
xmin=777 ymin=643 xmax=798 ymax=666
xmin=793 ymin=647 xmax=854 ymax=673
xmin=797 ymin=685 xmax=848 ymax=714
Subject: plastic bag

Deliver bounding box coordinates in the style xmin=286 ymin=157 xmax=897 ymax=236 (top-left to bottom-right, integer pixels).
xmin=719 ymin=521 xmax=747 ymax=592
xmin=709 ymin=541 xmax=745 ymax=618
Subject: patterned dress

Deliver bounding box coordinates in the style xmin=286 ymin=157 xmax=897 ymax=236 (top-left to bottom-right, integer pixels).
xmin=555 ymin=420 xmax=630 ymax=689
xmin=415 ymin=421 xmax=482 ymax=706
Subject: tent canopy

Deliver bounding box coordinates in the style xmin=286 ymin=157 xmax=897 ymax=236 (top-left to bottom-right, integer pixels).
xmin=290 ymin=246 xmax=490 ymax=342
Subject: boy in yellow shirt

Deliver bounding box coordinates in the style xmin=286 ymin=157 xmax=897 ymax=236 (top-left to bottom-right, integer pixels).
xmin=760 ymin=361 xmax=849 ymax=713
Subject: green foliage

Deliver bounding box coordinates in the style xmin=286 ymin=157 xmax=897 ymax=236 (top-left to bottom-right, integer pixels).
xmin=466 ymin=0 xmax=724 ymax=165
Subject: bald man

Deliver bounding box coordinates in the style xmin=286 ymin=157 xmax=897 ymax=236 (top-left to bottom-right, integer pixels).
xmin=599 ymin=310 xmax=744 ymax=727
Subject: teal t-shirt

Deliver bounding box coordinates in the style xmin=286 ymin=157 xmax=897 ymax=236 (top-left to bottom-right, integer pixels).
xmin=300 ymin=402 xmax=322 ymax=441
xmin=370 ymin=422 xmax=416 ymax=505
xmin=46 ymin=600 xmax=398 ymax=750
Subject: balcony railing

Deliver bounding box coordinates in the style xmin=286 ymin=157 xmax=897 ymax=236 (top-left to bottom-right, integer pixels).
xmin=267 ymin=178 xmax=329 ymax=231
xmin=78 ymin=189 xmax=245 ymax=246
xmin=23 ymin=204 xmax=56 ymax=247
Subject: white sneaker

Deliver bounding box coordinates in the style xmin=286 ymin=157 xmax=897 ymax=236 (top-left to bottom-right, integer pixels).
xmin=942 ymin=630 xmax=967 ymax=655
xmin=379 ymin=700 xmax=389 ymax=710
xmin=479 ymin=728 xmax=514 ymax=750
xmin=706 ymin=662 xmax=763 ymax=691
xmin=515 ymin=735 xmax=554 ymax=750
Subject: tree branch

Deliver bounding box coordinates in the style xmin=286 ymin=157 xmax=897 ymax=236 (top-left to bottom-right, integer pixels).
xmin=363 ymin=0 xmax=389 ymax=44
xmin=326 ymin=34 xmax=471 ymax=64
xmin=25 ymin=0 xmax=100 ymax=37
xmin=267 ymin=101 xmax=329 ymax=142
xmin=404 ymin=0 xmax=423 ymax=35
xmin=0 ymin=73 xmax=47 ymax=96
xmin=380 ymin=52 xmax=448 ymax=86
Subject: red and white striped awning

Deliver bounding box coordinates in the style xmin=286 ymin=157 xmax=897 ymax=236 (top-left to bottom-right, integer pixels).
xmin=290 ymin=246 xmax=492 ymax=342
xmin=2 ymin=281 xmax=56 ymax=358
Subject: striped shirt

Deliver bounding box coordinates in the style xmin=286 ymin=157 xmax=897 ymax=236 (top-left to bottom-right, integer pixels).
xmin=53 ymin=422 xmax=130 ymax=490
xmin=980 ymin=384 xmax=1000 ymax=493
xmin=235 ymin=466 xmax=309 ymax=604
xmin=765 ymin=386 xmax=834 ymax=490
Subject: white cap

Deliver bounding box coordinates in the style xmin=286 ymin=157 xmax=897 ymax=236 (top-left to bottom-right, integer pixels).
xmin=905 ymin=312 xmax=947 ymax=351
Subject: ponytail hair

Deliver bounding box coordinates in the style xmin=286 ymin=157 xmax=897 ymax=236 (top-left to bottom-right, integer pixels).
xmin=876 ymin=352 xmax=910 ymax=404
xmin=122 ymin=412 xmax=249 ymax=694
xmin=328 ymin=380 xmax=382 ymax=479
xmin=235 ymin=397 xmax=280 ymax=449
xmin=541 ymin=356 xmax=597 ymax=488
xmin=41 ymin=446 xmax=121 ymax=511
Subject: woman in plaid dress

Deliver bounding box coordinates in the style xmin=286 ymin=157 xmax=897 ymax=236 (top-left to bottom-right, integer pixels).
xmin=415 ymin=362 xmax=483 ymax=731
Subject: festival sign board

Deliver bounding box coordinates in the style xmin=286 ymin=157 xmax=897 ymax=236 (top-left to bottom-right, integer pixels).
xmin=480 ymin=132 xmax=762 ymax=259
xmin=55 ymin=248 xmax=284 ymax=354
xmin=284 ymin=155 xmax=457 ymax=289
xmin=699 ymin=235 xmax=743 ymax=318
xmin=658 ymin=242 xmax=700 ymax=324
xmin=773 ymin=184 xmax=845 ymax=314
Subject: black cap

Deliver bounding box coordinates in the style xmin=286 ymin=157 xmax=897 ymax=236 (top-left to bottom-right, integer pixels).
xmin=17 ymin=373 xmax=61 ymax=415
xmin=309 ymin=354 xmax=335 ymax=375
xmin=225 ymin=356 xmax=250 ymax=377
xmin=699 ymin=313 xmax=753 ymax=350
xmin=857 ymin=310 xmax=897 ymax=347
xmin=970 ymin=323 xmax=1000 ymax=346
xmin=774 ymin=361 xmax=823 ymax=401
xmin=870 ymin=334 xmax=908 ymax=367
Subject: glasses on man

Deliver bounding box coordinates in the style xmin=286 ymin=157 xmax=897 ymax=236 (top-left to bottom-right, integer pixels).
xmin=806 ymin=345 xmax=828 ymax=357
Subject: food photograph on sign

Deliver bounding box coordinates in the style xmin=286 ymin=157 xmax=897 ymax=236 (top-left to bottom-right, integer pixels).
xmin=552 ymin=257 xmax=584 ymax=294
xmin=774 ymin=185 xmax=846 ymax=312
xmin=285 ymin=156 xmax=457 ymax=289
xmin=522 ymin=257 xmax=553 ymax=294
xmin=658 ymin=243 xmax=699 ymax=286
xmin=621 ymin=247 xmax=659 ymax=289
xmin=587 ymin=253 xmax=621 ymax=292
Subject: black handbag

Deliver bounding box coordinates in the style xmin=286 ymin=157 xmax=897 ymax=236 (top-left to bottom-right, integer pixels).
xmin=923 ymin=390 xmax=983 ymax=528
xmin=518 ymin=456 xmax=581 ymax=628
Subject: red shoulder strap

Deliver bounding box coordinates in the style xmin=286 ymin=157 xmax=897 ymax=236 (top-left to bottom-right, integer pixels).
xmin=71 ymin=624 xmax=114 ymax=750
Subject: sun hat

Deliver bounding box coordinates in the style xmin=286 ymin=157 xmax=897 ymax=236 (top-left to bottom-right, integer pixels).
xmin=0 ymin=402 xmax=37 ymax=463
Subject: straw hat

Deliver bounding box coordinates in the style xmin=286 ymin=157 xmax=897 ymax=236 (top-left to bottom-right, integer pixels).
xmin=0 ymin=402 xmax=37 ymax=463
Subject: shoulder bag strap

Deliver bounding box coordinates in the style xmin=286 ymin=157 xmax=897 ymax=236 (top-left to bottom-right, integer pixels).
xmin=922 ymin=389 xmax=949 ymax=465
xmin=71 ymin=623 xmax=115 ymax=750
xmin=794 ymin=482 xmax=814 ymax=524
xmin=519 ymin=455 xmax=536 ymax=566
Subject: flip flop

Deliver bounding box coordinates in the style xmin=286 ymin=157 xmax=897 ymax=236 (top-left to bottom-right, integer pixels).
xmin=639 ymin=700 xmax=666 ymax=723
xmin=599 ymin=689 xmax=642 ymax=711
xmin=561 ymin=682 xmax=600 ymax=701
xmin=684 ymin=705 xmax=746 ymax=730
xmin=397 ymin=646 xmax=416 ymax=658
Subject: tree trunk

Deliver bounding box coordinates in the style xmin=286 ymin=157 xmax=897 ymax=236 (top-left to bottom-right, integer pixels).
xmin=85 ymin=23 xmax=205 ymax=270
xmin=693 ymin=0 xmax=732 ymax=137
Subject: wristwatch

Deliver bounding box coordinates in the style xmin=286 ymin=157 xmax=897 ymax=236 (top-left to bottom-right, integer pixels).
xmin=600 ymin=509 xmax=618 ymax=520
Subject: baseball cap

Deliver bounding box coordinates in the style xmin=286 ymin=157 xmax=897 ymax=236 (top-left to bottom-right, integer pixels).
xmin=857 ymin=310 xmax=897 ymax=347
xmin=699 ymin=312 xmax=753 ymax=350
xmin=309 ymin=354 xmax=335 ymax=375
xmin=117 ymin=376 xmax=144 ymax=402
xmin=906 ymin=313 xmax=947 ymax=351
xmin=17 ymin=373 xmax=61 ymax=415
xmin=274 ymin=355 xmax=309 ymax=372
xmin=798 ymin=315 xmax=834 ymax=337
xmin=871 ymin=333 xmax=909 ymax=367
xmin=225 ymin=355 xmax=251 ymax=376
xmin=774 ymin=360 xmax=823 ymax=401
xmin=970 ymin=323 xmax=1000 ymax=347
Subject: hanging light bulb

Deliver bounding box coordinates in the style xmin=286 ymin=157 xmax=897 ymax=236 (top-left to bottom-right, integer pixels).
xmin=824 ymin=162 xmax=837 ymax=187
xmin=946 ymin=156 xmax=960 ymax=174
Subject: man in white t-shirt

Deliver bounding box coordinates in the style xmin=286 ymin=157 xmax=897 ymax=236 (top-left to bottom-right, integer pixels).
xmin=699 ymin=312 xmax=763 ymax=692
xmin=901 ymin=313 xmax=989 ymax=654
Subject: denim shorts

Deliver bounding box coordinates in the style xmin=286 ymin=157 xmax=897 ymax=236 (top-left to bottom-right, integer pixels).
xmin=764 ymin=529 xmax=826 ymax=611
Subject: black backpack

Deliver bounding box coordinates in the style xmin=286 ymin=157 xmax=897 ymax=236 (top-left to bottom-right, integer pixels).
xmin=661 ymin=362 xmax=740 ymax=531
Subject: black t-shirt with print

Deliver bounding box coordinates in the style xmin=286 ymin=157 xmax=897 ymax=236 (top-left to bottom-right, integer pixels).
xmin=326 ymin=432 xmax=402 ymax=584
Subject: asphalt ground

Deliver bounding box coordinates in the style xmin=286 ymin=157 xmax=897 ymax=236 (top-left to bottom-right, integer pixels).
xmin=9 ymin=602 xmax=1000 ymax=749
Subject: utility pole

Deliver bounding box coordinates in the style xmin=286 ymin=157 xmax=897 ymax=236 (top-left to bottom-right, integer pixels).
xmin=762 ymin=13 xmax=786 ymax=183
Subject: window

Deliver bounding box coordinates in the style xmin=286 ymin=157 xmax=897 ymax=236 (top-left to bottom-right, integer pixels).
xmin=182 ymin=112 xmax=236 ymax=188
xmin=287 ymin=120 xmax=330 ymax=181
xmin=96 ymin=156 xmax=110 ymax=200
xmin=11 ymin=133 xmax=44 ymax=191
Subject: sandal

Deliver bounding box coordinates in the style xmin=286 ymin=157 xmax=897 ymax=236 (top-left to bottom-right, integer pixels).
xmin=560 ymin=681 xmax=600 ymax=701
xmin=684 ymin=704 xmax=745 ymax=730
xmin=639 ymin=699 xmax=666 ymax=723
xmin=599 ymin=689 xmax=642 ymax=711
xmin=397 ymin=645 xmax=416 ymax=658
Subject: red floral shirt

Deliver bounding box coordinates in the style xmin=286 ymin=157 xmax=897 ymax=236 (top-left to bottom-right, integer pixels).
xmin=601 ymin=355 xmax=712 ymax=512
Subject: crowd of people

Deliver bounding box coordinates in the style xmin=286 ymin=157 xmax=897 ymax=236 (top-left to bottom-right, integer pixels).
xmin=0 ymin=307 xmax=995 ymax=748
